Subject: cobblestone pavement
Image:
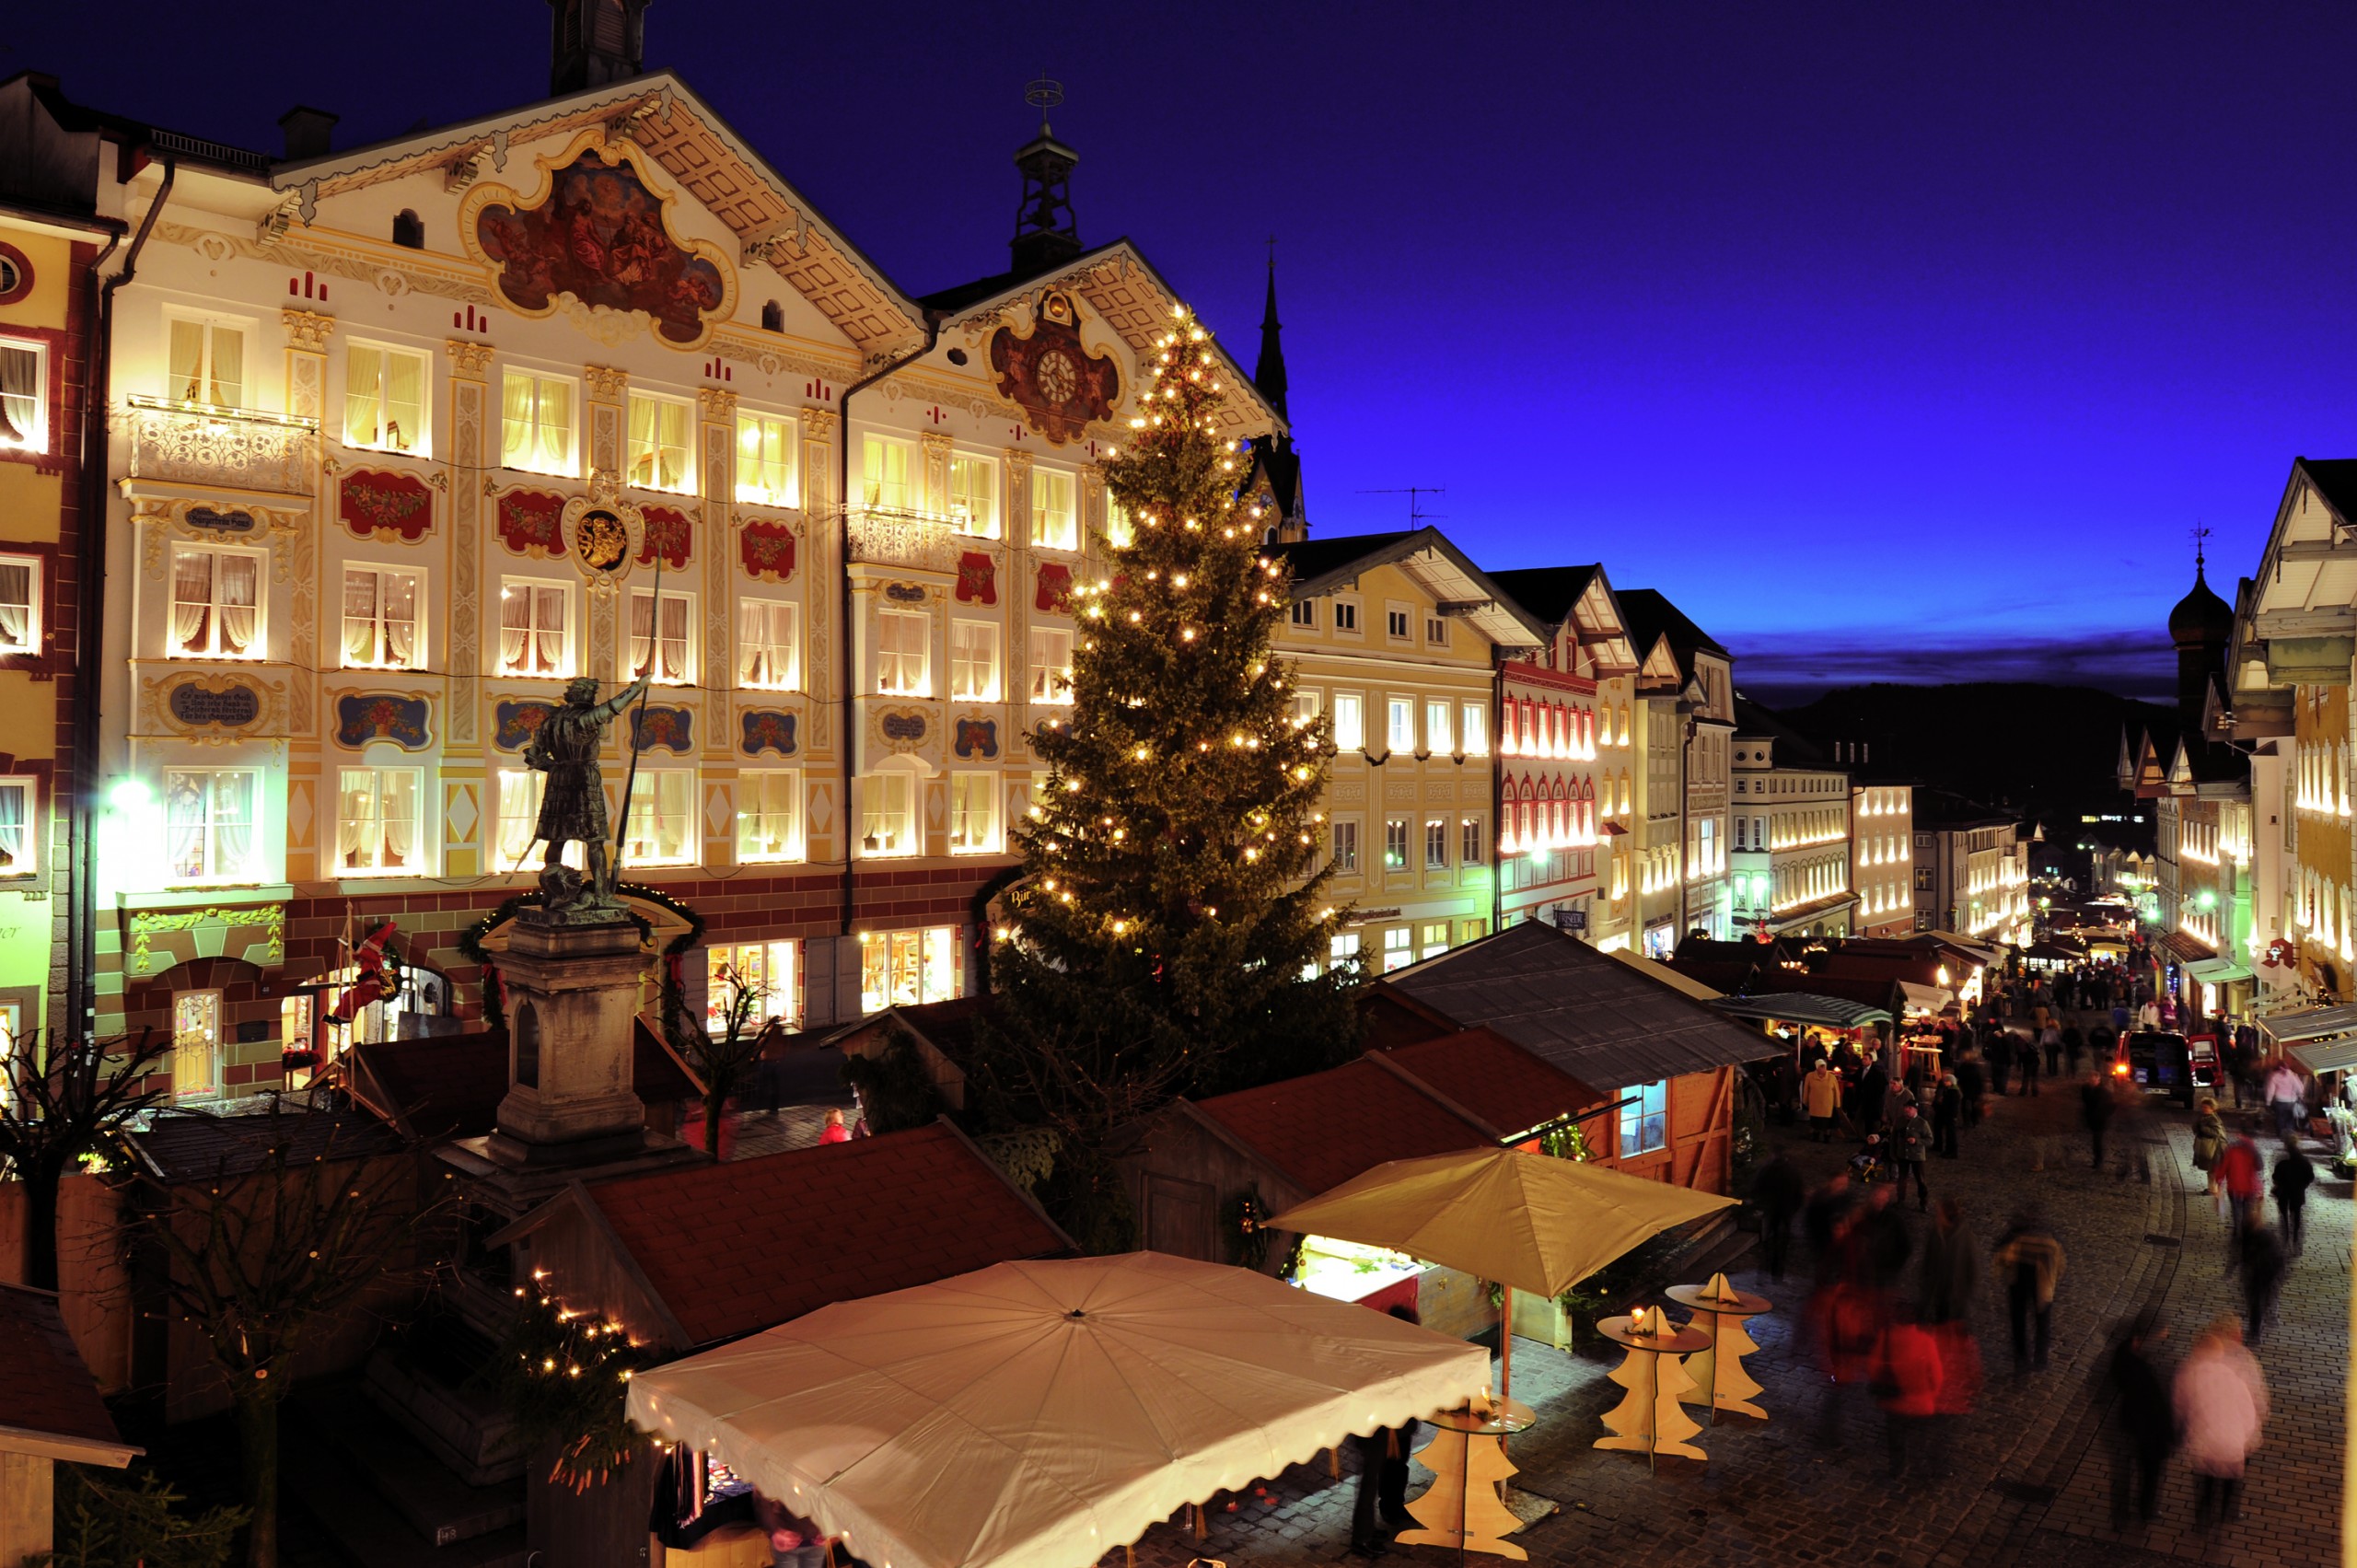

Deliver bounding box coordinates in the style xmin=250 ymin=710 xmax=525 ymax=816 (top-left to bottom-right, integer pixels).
xmin=1107 ymin=1060 xmax=2350 ymax=1568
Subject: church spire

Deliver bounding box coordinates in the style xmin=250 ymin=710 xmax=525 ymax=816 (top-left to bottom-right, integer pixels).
xmin=1253 ymin=245 xmax=1289 ymax=420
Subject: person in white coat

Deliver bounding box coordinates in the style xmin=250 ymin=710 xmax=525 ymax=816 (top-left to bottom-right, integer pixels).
xmin=2173 ymin=1315 xmax=2269 ymax=1527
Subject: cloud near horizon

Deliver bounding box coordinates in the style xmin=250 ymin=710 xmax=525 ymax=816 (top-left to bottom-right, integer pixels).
xmin=1724 ymin=629 xmax=2176 ymax=708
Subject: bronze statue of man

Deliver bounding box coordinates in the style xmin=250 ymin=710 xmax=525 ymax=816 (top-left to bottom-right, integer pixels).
xmin=523 ymin=673 xmax=650 ymax=916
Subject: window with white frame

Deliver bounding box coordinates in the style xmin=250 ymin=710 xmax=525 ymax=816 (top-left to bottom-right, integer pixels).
xmin=1291 ymin=690 xmax=1321 ymax=727
xmin=1461 ymin=816 xmax=1485 ymax=866
xmin=343 ymin=343 xmax=428 ymax=454
xmin=171 ymin=990 xmax=222 ymax=1099
xmin=1386 ymin=697 xmax=1414 ymax=754
xmin=859 ymin=926 xmax=957 ymax=1015
xmin=1028 ymin=626 xmax=1072 ymax=703
xmin=626 ymin=392 xmax=694 ymax=493
xmin=1425 ymin=616 xmax=1447 ymax=646
xmin=165 ymin=768 xmax=260 ymax=883
xmin=621 ymin=769 xmax=695 ymax=865
xmin=342 ymin=564 xmax=421 ymax=669
xmin=860 ymin=771 xmax=916 ymax=856
xmin=335 ymin=767 xmax=424 ymax=876
xmin=1288 ymin=598 xmax=1316 ymax=629
xmin=1462 ymin=702 xmax=1489 ymax=756
xmin=166 ymin=316 xmax=246 ymax=410
xmin=1031 ymin=467 xmax=1076 ymax=551
xmin=1425 ymin=700 xmax=1452 ymax=755
xmin=1332 ymin=819 xmax=1359 ymax=873
xmin=862 ymin=434 xmax=916 ymax=511
xmin=1424 ymin=819 xmax=1449 ymax=871
xmin=0 ymin=777 xmax=32 ymax=876
xmin=1385 ymin=606 xmax=1411 ymax=640
xmin=1104 ymin=494 xmax=1135 ymax=550
xmin=877 ymin=610 xmax=929 ymax=695
xmin=1332 ymin=692 xmax=1364 ymax=750
xmin=1333 ymin=599 xmax=1360 ymax=633
xmin=949 ymin=621 xmax=1000 ymax=702
xmin=1384 ymin=819 xmax=1409 ymax=870
xmin=0 ymin=554 xmax=37 ymax=655
xmin=1421 ymin=921 xmax=1450 ymax=959
xmin=948 ymin=772 xmax=998 ymax=854
xmin=501 ymin=369 xmax=575 ymax=475
xmin=1329 ymin=932 xmax=1361 ymax=973
xmin=626 ymin=587 xmax=693 ymax=684
xmin=498 ymin=579 xmax=571 ymax=677
xmin=709 ymin=941 xmax=801 ymax=1033
xmin=738 ymin=599 xmax=799 ymax=691
xmin=1618 ymin=1079 xmax=1668 ymax=1156
xmin=0 ymin=338 xmax=46 ymax=450
xmin=736 ymin=412 xmax=797 ymax=505
xmin=737 ymin=770 xmax=802 ymax=863
xmin=493 ymin=769 xmax=584 ymax=872
xmin=1382 ymin=926 xmax=1413 ymax=972
xmin=168 ymin=546 xmax=262 ymax=659
xmin=948 ymin=453 xmax=998 ymax=536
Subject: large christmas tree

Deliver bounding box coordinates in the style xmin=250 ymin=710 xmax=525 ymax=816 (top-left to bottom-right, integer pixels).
xmin=979 ymin=306 xmax=1355 ymax=1249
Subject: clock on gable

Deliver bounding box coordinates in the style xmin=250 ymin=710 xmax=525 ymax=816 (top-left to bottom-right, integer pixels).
xmin=986 ymin=290 xmax=1120 ymax=445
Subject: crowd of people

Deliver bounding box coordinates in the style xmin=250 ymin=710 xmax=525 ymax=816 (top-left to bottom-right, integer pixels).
xmin=1748 ymin=955 xmax=2320 ymax=1528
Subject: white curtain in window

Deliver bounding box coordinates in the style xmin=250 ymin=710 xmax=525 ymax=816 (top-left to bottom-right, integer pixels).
xmin=628 ymin=591 xmax=653 ymax=676
xmin=346 ymin=347 xmax=384 ymax=448
xmin=215 ymin=554 xmax=258 ymax=655
xmin=169 ymin=320 xmax=205 ymax=404
xmin=171 ymin=552 xmax=212 ymax=652
xmin=628 ymin=397 xmax=660 ymax=488
xmin=0 ymin=784 xmax=24 ymax=870
xmin=0 ymin=344 xmax=37 ymax=446
xmin=502 ymin=373 xmax=535 ymax=467
xmin=382 ymin=573 xmax=416 ymax=666
xmin=499 ymin=587 xmax=529 ymax=669
xmin=534 ymin=587 xmax=565 ymax=672
xmin=0 ymin=561 xmax=30 ymax=649
xmin=381 ymin=771 xmax=418 ymax=869
xmin=213 ymin=772 xmax=253 ymax=878
xmin=535 ymin=381 xmax=571 ymax=471
xmin=343 ymin=570 xmax=379 ymax=664
xmin=338 ymin=771 xmax=371 ymax=870
xmin=166 ymin=773 xmax=206 ymax=878
xmin=656 ymin=594 xmax=688 ymax=681
xmin=383 ymin=351 xmax=423 ymax=451
xmin=208 ymin=328 xmax=243 ymax=409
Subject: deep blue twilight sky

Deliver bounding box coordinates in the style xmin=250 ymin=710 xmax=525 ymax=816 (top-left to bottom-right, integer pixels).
xmin=12 ymin=1 xmax=2351 ymax=703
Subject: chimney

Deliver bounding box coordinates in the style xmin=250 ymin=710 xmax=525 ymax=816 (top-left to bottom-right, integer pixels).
xmin=277 ymin=106 xmax=339 ymax=162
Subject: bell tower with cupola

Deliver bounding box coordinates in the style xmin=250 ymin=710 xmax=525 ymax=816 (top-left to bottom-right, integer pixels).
xmin=2168 ymin=540 xmax=2235 ymax=733
xmin=1010 ymin=78 xmax=1083 ymax=278
xmin=549 ymin=0 xmax=650 ymax=96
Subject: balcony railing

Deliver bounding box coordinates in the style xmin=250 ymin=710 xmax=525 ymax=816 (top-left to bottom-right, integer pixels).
xmin=125 ymin=396 xmax=319 ymax=497
xmin=842 ymin=505 xmax=993 ymax=572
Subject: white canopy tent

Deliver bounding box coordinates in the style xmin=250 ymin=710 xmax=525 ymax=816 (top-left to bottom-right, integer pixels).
xmin=626 ymin=1251 xmax=1489 ymax=1568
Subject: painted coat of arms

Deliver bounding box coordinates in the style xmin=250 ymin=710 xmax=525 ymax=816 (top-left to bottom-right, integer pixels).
xmin=987 ymin=290 xmax=1120 ymax=444
xmin=461 ymin=135 xmax=736 ymax=349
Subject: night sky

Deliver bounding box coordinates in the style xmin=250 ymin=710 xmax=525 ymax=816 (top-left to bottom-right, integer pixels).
xmin=12 ymin=1 xmax=2350 ymax=704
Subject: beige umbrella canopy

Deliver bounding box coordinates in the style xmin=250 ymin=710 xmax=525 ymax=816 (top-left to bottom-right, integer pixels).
xmin=625 ymin=1251 xmax=1489 ymax=1568
xmin=1265 ymin=1145 xmax=1736 ymax=1301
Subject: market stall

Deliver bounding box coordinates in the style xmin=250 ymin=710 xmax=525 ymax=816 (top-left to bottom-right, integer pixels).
xmin=624 ymin=1251 xmax=1489 ymax=1568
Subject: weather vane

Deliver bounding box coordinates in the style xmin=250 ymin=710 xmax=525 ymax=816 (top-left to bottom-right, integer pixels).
xmin=2192 ymin=521 xmax=2212 ymax=569
xmin=1026 ymin=75 xmax=1063 ymax=134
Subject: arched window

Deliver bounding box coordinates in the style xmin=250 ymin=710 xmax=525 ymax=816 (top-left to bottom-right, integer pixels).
xmin=761 ymin=299 xmax=784 ymax=332
xmin=391 ymin=210 xmax=424 ymax=250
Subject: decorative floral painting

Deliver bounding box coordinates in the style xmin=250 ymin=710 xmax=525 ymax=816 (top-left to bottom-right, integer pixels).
xmin=341 ymin=469 xmax=433 ymax=542
xmin=493 ymin=701 xmax=556 ymax=751
xmin=740 ymin=710 xmax=798 ymax=758
xmin=631 ymin=705 xmax=693 ymax=753
xmin=956 ymin=552 xmax=997 ymax=605
xmin=1036 ymin=562 xmax=1074 ymax=612
xmin=954 ymin=717 xmax=999 ymax=761
xmin=465 ymin=139 xmax=734 ymax=349
xmin=739 ymin=518 xmax=796 ymax=583
xmin=497 ymin=490 xmax=567 ymax=558
xmin=334 ymin=693 xmax=432 ymax=750
xmin=640 ymin=505 xmax=691 ymax=570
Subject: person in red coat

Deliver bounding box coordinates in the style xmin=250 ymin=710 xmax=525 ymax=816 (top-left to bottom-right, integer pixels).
xmin=1878 ymin=1313 xmax=1945 ymax=1481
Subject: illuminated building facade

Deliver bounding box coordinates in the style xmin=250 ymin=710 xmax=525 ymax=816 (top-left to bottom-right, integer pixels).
xmin=35 ymin=35 xmax=1288 ymax=1094
xmin=1617 ymin=589 xmax=1734 ymax=948
xmin=1730 ymin=697 xmax=1853 ymax=939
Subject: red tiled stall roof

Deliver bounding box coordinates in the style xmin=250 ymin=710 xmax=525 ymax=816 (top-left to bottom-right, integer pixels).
xmin=1375 ymin=1027 xmax=1603 ymax=1141
xmin=1193 ymin=1059 xmax=1493 ymax=1198
xmin=585 ymin=1121 xmax=1068 ymax=1347
xmin=0 ymin=1283 xmax=137 ymax=1464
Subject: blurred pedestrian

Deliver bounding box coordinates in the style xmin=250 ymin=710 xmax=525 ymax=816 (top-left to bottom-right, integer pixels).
xmin=2263 ymin=1059 xmax=2306 ymax=1143
xmin=1856 ymin=1183 xmax=1913 ymax=1286
xmin=2191 ymin=1098 xmax=2227 ymax=1197
xmin=2174 ymin=1317 xmax=2268 ymax=1527
xmin=2021 ymin=1031 xmax=2044 ymax=1098
xmin=1932 ymin=1072 xmax=1963 ymax=1157
xmin=2082 ymin=1073 xmax=2116 ymax=1170
xmin=1989 ymin=1030 xmax=2015 ymax=1097
xmin=1805 ymin=1056 xmax=1842 ymax=1143
xmin=1916 ymin=1198 xmax=1979 ymax=1325
xmin=1804 ymin=1172 xmax=1856 ymax=1285
xmin=2239 ymin=1215 xmax=2284 ymax=1343
xmin=2218 ymin=1122 xmax=2264 ymax=1272
xmin=1992 ymin=1207 xmax=2065 ymax=1373
xmin=1876 ymin=1310 xmax=1944 ymax=1481
xmin=1892 ymin=1105 xmax=1932 ymax=1212
xmin=1752 ymin=1149 xmax=1805 ymax=1281
xmin=2106 ymin=1311 xmax=2172 ymax=1527
xmin=1956 ymin=1052 xmax=1987 ymax=1129
xmin=2271 ymin=1140 xmax=2315 ymax=1256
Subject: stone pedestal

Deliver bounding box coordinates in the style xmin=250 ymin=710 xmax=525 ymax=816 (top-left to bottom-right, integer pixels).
xmin=486 ymin=915 xmax=654 ymax=1168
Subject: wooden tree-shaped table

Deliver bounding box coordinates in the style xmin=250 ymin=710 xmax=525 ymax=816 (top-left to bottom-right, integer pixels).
xmin=1396 ymin=1397 xmax=1536 ymax=1562
xmin=1666 ymin=1272 xmax=1772 ymax=1423
xmin=1594 ymin=1307 xmax=1712 ymax=1469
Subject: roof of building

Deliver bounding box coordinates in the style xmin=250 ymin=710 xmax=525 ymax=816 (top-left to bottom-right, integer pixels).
xmin=343 ymin=1023 xmax=700 ymax=1142
xmin=2168 ymin=562 xmax=2235 ymax=648
xmin=824 ymin=993 xmax=997 ymax=1066
xmin=1732 ymin=696 xmax=1831 ymax=765
xmin=1271 ymin=527 xmax=1546 ymax=647
xmin=1485 ymin=565 xmax=1604 ymax=627
xmin=0 ymin=1283 xmax=137 ymax=1466
xmin=1910 ymin=787 xmax=2017 ymax=830
xmin=2296 ymin=457 xmax=2357 ymax=525
xmin=1192 ymin=1059 xmax=1494 ymax=1197
xmin=1378 ymin=920 xmax=1782 ymax=1083
xmin=571 ymin=1120 xmax=1070 ymax=1348
xmin=1372 ymin=1027 xmax=1603 ymax=1142
xmin=130 ymin=1104 xmax=410 ymax=1184
xmin=1616 ymin=587 xmax=1730 ymax=663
